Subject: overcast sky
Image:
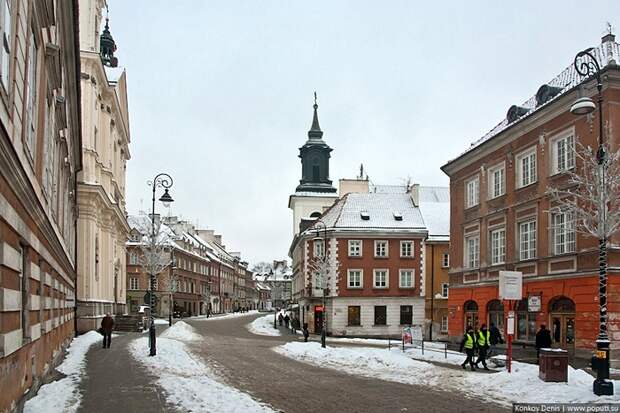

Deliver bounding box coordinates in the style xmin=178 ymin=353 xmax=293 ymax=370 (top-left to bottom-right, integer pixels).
xmin=109 ymin=0 xmax=619 ymax=266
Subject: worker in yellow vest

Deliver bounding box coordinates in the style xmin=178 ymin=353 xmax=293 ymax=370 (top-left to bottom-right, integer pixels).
xmin=459 ymin=326 xmax=477 ymax=370
xmin=475 ymin=324 xmax=491 ymax=370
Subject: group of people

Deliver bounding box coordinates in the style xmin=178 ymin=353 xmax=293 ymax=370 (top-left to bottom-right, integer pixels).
xmin=459 ymin=323 xmax=503 ymax=371
xmin=234 ymin=306 xmax=252 ymax=313
xmin=276 ymin=309 xmax=310 ymax=341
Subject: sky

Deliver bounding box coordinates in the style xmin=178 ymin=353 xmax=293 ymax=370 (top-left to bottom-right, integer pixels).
xmin=109 ymin=0 xmax=620 ymax=266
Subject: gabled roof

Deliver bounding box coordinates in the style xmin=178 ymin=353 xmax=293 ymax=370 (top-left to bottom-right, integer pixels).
xmin=418 ymin=186 xmax=450 ymax=242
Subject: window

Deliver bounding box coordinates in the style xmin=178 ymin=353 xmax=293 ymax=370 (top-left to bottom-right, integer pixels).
xmin=519 ymin=220 xmax=537 ymax=260
xmin=347 ymin=269 xmax=362 ymax=288
xmin=399 ymin=269 xmax=414 ymax=288
xmin=488 ymin=164 xmax=505 ymax=199
xmin=441 ymin=315 xmax=448 ymax=333
xmin=347 ymin=306 xmax=361 ymax=326
xmin=490 ymin=228 xmax=506 ymax=265
xmin=129 ymin=253 xmax=138 ymax=265
xmin=516 ymin=148 xmax=537 ymax=188
xmin=465 ymin=176 xmax=479 ymax=208
xmin=313 ymin=239 xmax=324 ymax=257
xmin=129 ymin=278 xmax=139 ymax=290
xmin=373 ymin=269 xmax=388 ymax=288
xmin=400 ymin=305 xmax=413 ymax=325
xmin=348 ymin=240 xmax=362 ymax=257
xmin=464 ymin=235 xmax=479 ymax=269
xmin=374 ymin=240 xmax=388 ymax=257
xmin=25 ymin=27 xmax=38 ymax=161
xmin=552 ymin=211 xmax=576 ymax=255
xmin=441 ymin=283 xmax=449 ymax=298
xmin=374 ymin=306 xmax=387 ymax=326
xmin=552 ymin=132 xmax=575 ymax=174
xmin=442 ymin=253 xmax=449 ymax=268
xmin=400 ymin=241 xmax=413 ymax=257
xmin=0 ymin=0 xmax=11 ymax=89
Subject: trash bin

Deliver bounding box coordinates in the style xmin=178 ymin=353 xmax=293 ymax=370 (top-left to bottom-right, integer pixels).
xmin=539 ymin=348 xmax=569 ymax=382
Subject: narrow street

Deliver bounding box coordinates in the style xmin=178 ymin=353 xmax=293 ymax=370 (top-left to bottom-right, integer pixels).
xmin=187 ymin=314 xmax=507 ymax=413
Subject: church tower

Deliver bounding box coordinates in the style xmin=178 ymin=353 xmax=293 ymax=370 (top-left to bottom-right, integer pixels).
xmin=288 ymin=95 xmax=338 ymax=235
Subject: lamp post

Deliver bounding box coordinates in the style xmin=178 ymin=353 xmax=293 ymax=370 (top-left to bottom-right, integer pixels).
xmin=147 ymin=173 xmax=174 ymax=357
xmin=313 ymin=220 xmax=328 ymax=348
xmin=270 ymin=269 xmax=278 ymax=329
xmin=169 ymin=249 xmax=175 ymax=327
xmin=570 ymin=49 xmax=613 ymax=396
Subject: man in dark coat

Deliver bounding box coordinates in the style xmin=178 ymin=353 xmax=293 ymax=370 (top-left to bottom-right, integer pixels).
xmin=535 ymin=324 xmax=552 ymax=362
xmin=101 ymin=313 xmax=114 ymax=349
xmin=488 ymin=322 xmax=503 ymax=356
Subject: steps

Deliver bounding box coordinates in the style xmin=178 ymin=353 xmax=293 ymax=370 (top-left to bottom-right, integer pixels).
xmin=114 ymin=315 xmax=146 ymax=332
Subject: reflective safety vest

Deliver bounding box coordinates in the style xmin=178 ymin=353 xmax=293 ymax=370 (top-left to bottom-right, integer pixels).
xmin=464 ymin=333 xmax=474 ymax=349
xmin=478 ymin=330 xmax=490 ymax=346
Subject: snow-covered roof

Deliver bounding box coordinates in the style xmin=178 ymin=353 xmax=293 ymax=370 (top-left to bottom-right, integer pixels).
xmin=418 ymin=186 xmax=450 ymax=242
xmin=446 ymin=35 xmax=620 ymax=165
xmin=292 ymin=191 xmax=339 ymax=198
xmin=369 ymin=184 xmax=408 ymax=194
xmin=313 ymin=193 xmax=426 ymax=232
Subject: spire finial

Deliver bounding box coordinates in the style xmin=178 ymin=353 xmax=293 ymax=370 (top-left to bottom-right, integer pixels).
xmin=308 ymin=91 xmax=323 ymax=138
xmin=314 ymin=91 xmax=317 ymax=108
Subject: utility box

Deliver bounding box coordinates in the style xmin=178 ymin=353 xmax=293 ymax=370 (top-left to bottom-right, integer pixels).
xmin=539 ymin=348 xmax=569 ymax=382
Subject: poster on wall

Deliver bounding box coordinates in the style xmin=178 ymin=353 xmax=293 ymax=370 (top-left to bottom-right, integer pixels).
xmin=527 ymin=295 xmax=541 ymax=312
xmin=499 ymin=271 xmax=523 ymax=300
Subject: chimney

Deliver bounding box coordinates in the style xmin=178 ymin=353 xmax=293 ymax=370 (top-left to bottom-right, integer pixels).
xmin=339 ymin=178 xmax=369 ymax=197
xmin=408 ymin=183 xmax=420 ymax=206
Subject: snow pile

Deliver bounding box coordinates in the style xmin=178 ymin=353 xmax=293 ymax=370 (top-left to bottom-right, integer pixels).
xmin=247 ymin=315 xmax=281 ymax=337
xmin=24 ymin=331 xmax=102 ymax=413
xmin=160 ymin=321 xmax=203 ymax=341
xmin=130 ymin=337 xmax=273 ymax=412
xmin=153 ymin=318 xmax=170 ymax=325
xmin=275 ymin=342 xmax=620 ymax=406
xmin=193 ymin=310 xmax=259 ymax=321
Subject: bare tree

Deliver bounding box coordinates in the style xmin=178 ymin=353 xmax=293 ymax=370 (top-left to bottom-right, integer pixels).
xmin=252 ymin=261 xmax=273 ymax=274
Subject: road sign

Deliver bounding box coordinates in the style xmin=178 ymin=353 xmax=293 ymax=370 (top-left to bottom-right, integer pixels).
xmin=528 ymin=295 xmax=541 ymax=312
xmin=499 ymin=271 xmax=523 ymax=300
xmin=506 ymin=311 xmax=515 ymax=335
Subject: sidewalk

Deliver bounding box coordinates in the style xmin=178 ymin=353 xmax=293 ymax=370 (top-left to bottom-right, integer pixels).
xmin=77 ymin=331 xmax=179 ymax=413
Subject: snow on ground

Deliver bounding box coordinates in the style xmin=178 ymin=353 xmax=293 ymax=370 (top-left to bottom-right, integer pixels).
xmin=24 ymin=331 xmax=102 ymax=413
xmin=275 ymin=342 xmax=620 ymax=406
xmin=130 ymin=324 xmax=273 ymax=412
xmin=247 ymin=314 xmax=281 ymax=336
xmin=160 ymin=321 xmax=203 ymax=341
xmin=153 ymin=318 xmax=170 ymax=325
xmin=191 ymin=310 xmax=259 ymax=321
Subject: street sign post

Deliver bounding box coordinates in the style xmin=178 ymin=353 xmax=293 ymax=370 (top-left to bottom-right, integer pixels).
xmin=499 ymin=271 xmax=522 ymax=374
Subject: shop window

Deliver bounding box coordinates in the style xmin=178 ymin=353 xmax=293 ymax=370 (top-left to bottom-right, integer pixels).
xmin=516 ymin=299 xmax=536 ymax=342
xmin=348 ymin=306 xmax=361 ymax=326
xmin=374 ymin=305 xmax=387 ymax=326
xmin=487 ymin=299 xmax=504 ymax=331
xmin=464 ymin=300 xmax=478 ymax=330
xmin=400 ymin=305 xmax=412 ymax=325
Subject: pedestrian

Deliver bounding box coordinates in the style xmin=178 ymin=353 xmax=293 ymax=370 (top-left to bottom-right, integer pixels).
xmin=459 ymin=326 xmax=476 ymax=371
xmin=284 ymin=313 xmax=290 ymax=329
xmin=535 ymin=324 xmax=552 ymax=363
xmin=474 ymin=324 xmax=490 ymax=370
xmin=302 ymin=322 xmax=309 ymax=342
xmin=488 ymin=322 xmax=503 ymax=357
xmin=101 ymin=313 xmax=114 ymax=349
xmin=278 ymin=312 xmax=284 ymax=326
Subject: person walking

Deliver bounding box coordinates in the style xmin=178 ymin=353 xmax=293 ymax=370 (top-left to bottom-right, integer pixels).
xmin=278 ymin=312 xmax=284 ymax=326
xmin=284 ymin=313 xmax=290 ymax=329
xmin=459 ymin=326 xmax=476 ymax=371
xmin=475 ymin=324 xmax=490 ymax=370
xmin=101 ymin=313 xmax=114 ymax=349
xmin=488 ymin=322 xmax=503 ymax=357
xmin=302 ymin=322 xmax=309 ymax=342
xmin=535 ymin=324 xmax=552 ymax=363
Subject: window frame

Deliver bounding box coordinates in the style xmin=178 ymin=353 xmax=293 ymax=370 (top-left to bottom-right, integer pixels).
xmin=374 ymin=240 xmax=388 ymax=258
xmin=347 ymin=305 xmax=361 ymax=326
xmin=465 ymin=175 xmax=480 ymax=208
xmin=400 ymin=240 xmax=414 ymax=258
xmin=488 ymin=162 xmax=506 ymax=199
xmin=441 ymin=282 xmax=449 ymax=298
xmin=374 ymin=305 xmax=387 ymax=326
xmin=0 ymin=0 xmax=11 ymax=93
xmin=552 ymin=211 xmax=576 ymax=255
xmin=129 ymin=277 xmax=139 ymax=290
xmin=399 ymin=269 xmax=414 ymax=288
xmin=347 ymin=269 xmax=363 ymax=289
xmin=464 ymin=234 xmax=480 ymax=269
xmin=441 ymin=252 xmax=450 ymax=268
xmin=490 ymin=227 xmax=506 ymax=266
xmin=348 ymin=239 xmax=362 ymax=257
xmin=313 ymin=239 xmax=324 ymax=257
xmin=440 ymin=315 xmax=449 ymax=333
xmin=518 ymin=219 xmax=537 ymax=261
xmin=551 ymin=129 xmax=576 ymax=175
xmin=399 ymin=305 xmax=413 ymax=326
xmin=373 ymin=269 xmax=389 ymax=289
xmin=24 ymin=23 xmax=38 ymax=163
xmin=516 ymin=146 xmax=537 ymax=188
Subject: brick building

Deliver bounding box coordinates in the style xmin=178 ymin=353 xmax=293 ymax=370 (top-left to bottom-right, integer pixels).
xmin=441 ymin=33 xmax=620 ymax=361
xmin=0 ymin=1 xmax=81 ymax=410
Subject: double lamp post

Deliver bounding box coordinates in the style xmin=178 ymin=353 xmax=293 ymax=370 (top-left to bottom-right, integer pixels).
xmin=313 ymin=221 xmax=328 ymax=348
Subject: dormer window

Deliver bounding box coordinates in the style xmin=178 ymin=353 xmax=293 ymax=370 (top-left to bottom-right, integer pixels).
xmin=360 ymin=211 xmax=370 ymax=220
xmin=393 ymin=212 xmax=403 ymax=221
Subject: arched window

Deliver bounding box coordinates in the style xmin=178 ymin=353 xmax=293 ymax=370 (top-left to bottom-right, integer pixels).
xmin=312 ymin=157 xmax=320 ymax=181
xmin=549 ymin=296 xmax=576 ymax=347
xmin=515 ymin=299 xmax=536 ymax=342
xmin=549 ymin=296 xmax=576 ymax=313
xmin=487 ymin=300 xmax=504 ymax=330
xmin=309 ymin=211 xmax=321 ymax=219
xmin=463 ymin=300 xmax=478 ymax=330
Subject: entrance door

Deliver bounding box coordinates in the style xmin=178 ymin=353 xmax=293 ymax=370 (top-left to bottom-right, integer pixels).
xmin=551 ymin=315 xmax=575 ymax=348
xmin=314 ymin=306 xmax=323 ymax=333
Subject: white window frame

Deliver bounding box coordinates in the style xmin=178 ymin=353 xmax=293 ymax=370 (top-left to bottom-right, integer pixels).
xmin=0 ymin=0 xmax=11 ymax=90
xmin=552 ymin=211 xmax=576 ymax=255
xmin=442 ymin=253 xmax=449 ymax=268
xmin=516 ymin=147 xmax=537 ymax=188
xmin=25 ymin=25 xmax=38 ymax=161
xmin=519 ymin=219 xmax=537 ymax=260
xmin=441 ymin=282 xmax=449 ymax=298
xmin=488 ymin=163 xmax=506 ymax=199
xmin=399 ymin=269 xmax=414 ymax=288
xmin=313 ymin=239 xmax=324 ymax=257
xmin=373 ymin=269 xmax=389 ymax=289
xmin=400 ymin=240 xmax=413 ymax=258
xmin=490 ymin=228 xmax=506 ymax=265
xmin=551 ymin=130 xmax=575 ymax=175
xmin=440 ymin=315 xmax=448 ymax=333
xmin=374 ymin=240 xmax=388 ymax=258
xmin=465 ymin=175 xmax=480 ymax=208
xmin=347 ymin=269 xmax=363 ymax=289
xmin=129 ymin=252 xmax=138 ymax=265
xmin=464 ymin=235 xmax=480 ymax=269
xmin=348 ymin=240 xmax=362 ymax=257
xmin=129 ymin=277 xmax=139 ymax=290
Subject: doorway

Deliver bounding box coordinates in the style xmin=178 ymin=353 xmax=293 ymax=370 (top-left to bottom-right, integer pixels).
xmin=463 ymin=300 xmax=478 ymax=330
xmin=314 ymin=305 xmax=324 ymax=334
xmin=549 ymin=296 xmax=576 ymax=350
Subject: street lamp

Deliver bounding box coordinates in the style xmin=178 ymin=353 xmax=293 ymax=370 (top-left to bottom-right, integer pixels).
xmin=270 ymin=269 xmax=278 ymax=329
xmin=570 ymin=48 xmax=613 ymax=396
xmin=313 ymin=220 xmax=328 ymax=348
xmin=147 ymin=173 xmax=174 ymax=357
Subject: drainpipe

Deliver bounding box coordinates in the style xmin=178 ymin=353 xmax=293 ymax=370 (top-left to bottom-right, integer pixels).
xmin=429 ymin=243 xmax=435 ymax=341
